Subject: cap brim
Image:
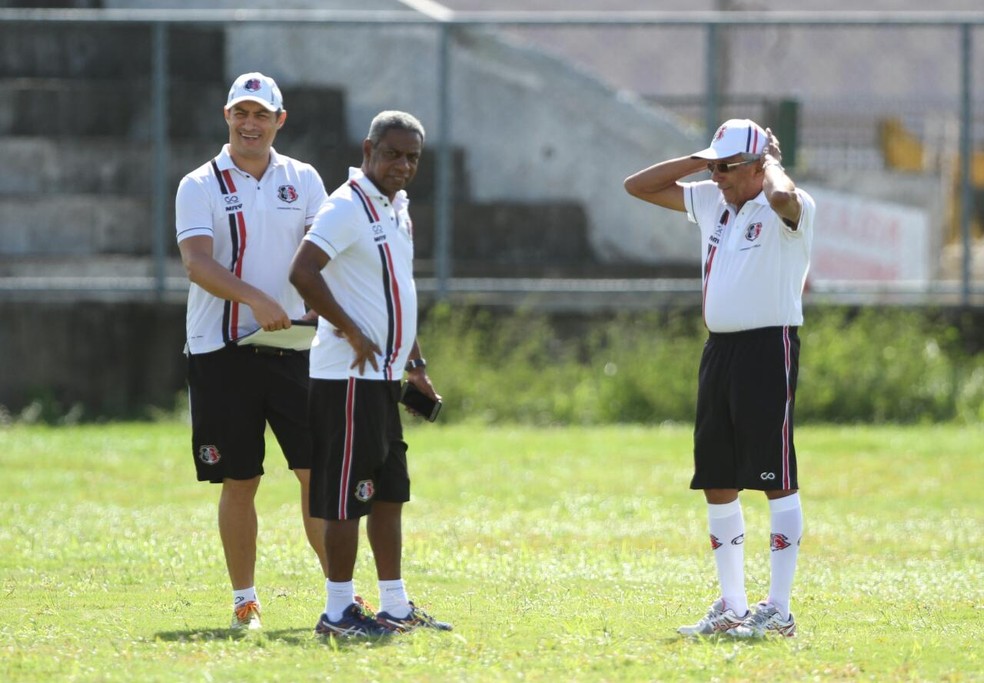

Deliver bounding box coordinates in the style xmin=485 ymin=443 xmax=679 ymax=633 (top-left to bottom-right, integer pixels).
xmin=689 ymin=146 xmax=721 ymax=160
xmin=225 ymin=96 xmax=279 ymax=111
xmin=690 ymin=146 xmax=743 ymax=161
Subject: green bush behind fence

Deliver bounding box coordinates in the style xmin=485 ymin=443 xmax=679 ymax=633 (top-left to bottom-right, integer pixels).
xmin=419 ymin=305 xmax=984 ymax=425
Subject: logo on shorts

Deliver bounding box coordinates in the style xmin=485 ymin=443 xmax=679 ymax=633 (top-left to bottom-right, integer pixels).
xmin=709 ymin=534 xmax=722 ymax=550
xmin=198 ymin=444 xmax=221 ymax=465
xmin=277 ymin=185 xmax=298 ymax=203
xmin=771 ymin=533 xmax=792 ymax=551
xmin=745 ymin=222 xmax=763 ymax=241
xmin=354 ymin=479 xmax=375 ymax=502
xmin=760 ymin=471 xmax=776 ymax=480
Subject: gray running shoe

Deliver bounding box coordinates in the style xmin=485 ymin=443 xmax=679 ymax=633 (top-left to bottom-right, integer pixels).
xmin=677 ymin=598 xmax=749 ymax=636
xmin=376 ymin=602 xmax=453 ymax=633
xmin=730 ymin=601 xmax=796 ymax=638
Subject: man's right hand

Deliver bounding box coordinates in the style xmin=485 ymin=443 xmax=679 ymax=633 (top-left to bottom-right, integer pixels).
xmin=338 ymin=326 xmax=382 ymax=375
xmin=248 ymin=292 xmax=291 ymax=331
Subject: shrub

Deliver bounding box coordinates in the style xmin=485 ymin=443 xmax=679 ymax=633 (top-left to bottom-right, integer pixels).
xmin=418 ymin=304 xmax=984 ymax=426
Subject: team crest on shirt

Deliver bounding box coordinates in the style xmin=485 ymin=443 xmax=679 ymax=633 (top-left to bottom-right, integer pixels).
xmin=745 ymin=222 xmax=763 ymax=241
xmin=277 ymin=185 xmax=299 ymax=203
xmin=198 ymin=444 xmax=221 ymax=465
xmin=354 ymin=479 xmax=375 ymax=502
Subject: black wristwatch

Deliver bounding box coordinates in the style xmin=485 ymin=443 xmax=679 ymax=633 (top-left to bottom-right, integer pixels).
xmin=405 ymin=358 xmax=427 ymax=372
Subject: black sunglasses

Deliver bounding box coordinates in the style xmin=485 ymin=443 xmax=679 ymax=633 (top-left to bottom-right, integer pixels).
xmin=706 ymin=158 xmax=759 ymax=174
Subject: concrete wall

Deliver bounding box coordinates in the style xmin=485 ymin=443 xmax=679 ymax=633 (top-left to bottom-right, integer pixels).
xmin=0 ymin=301 xmax=187 ymax=418
xmin=225 ymin=21 xmax=703 ymax=265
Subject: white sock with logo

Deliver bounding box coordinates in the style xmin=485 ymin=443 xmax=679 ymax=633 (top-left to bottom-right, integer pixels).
xmin=232 ymin=587 xmax=258 ymax=611
xmin=378 ymin=579 xmax=411 ymax=618
xmin=768 ymin=493 xmax=802 ymax=620
xmin=326 ymin=580 xmax=356 ymax=622
xmin=707 ymin=499 xmax=748 ymax=617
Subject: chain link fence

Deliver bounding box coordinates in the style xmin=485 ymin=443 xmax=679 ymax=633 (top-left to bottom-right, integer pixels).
xmin=0 ymin=8 xmax=981 ymax=306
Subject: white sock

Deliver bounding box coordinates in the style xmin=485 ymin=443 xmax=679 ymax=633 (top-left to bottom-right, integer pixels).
xmin=326 ymin=580 xmax=355 ymax=622
xmin=233 ymin=587 xmax=258 ymax=611
xmin=707 ymin=499 xmax=748 ymax=616
xmin=378 ymin=579 xmax=411 ymax=618
xmin=768 ymin=493 xmax=803 ymax=619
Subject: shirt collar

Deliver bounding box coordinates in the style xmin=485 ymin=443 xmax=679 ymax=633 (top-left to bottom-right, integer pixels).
xmin=729 ymin=189 xmax=770 ymax=213
xmin=215 ymin=144 xmax=283 ymax=175
xmin=347 ymin=167 xmax=409 ymax=211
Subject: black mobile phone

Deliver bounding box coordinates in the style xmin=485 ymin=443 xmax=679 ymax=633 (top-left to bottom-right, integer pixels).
xmin=399 ymin=382 xmax=442 ymax=422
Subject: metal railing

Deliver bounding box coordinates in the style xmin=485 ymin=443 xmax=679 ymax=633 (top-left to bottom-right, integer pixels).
xmin=0 ymin=8 xmax=982 ymax=306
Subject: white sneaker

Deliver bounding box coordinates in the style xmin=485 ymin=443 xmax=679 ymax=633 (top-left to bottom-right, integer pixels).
xmin=230 ymin=600 xmax=262 ymax=631
xmin=730 ymin=601 xmax=796 ymax=638
xmin=677 ymin=598 xmax=749 ymax=636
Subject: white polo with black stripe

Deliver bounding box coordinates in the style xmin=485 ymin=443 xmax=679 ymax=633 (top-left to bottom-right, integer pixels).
xmin=175 ymin=144 xmax=327 ymax=354
xmin=304 ymin=168 xmax=417 ymax=381
xmin=682 ymin=180 xmax=816 ymax=333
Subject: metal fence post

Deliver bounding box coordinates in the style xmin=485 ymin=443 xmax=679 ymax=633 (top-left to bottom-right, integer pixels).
xmin=151 ymin=22 xmax=169 ymax=300
xmin=434 ymin=22 xmax=453 ymax=301
xmin=959 ymin=22 xmax=973 ymax=307
xmin=704 ymin=22 xmax=719 ymax=144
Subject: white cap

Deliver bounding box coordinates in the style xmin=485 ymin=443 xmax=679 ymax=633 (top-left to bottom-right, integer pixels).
xmin=225 ymin=72 xmax=283 ymax=112
xmin=690 ymin=118 xmax=766 ymax=160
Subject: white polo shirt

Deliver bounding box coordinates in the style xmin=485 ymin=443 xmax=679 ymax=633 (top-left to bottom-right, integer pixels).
xmin=304 ymin=168 xmax=418 ymax=381
xmin=175 ymin=145 xmax=327 ymax=354
xmin=683 ymin=180 xmax=816 ymax=333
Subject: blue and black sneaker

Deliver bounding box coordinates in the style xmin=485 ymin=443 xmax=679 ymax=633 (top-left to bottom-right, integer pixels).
xmin=376 ymin=602 xmax=453 ymax=633
xmin=315 ymin=602 xmax=397 ymax=638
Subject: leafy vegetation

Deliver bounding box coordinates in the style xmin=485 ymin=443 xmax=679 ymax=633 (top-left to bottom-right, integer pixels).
xmin=419 ymin=305 xmax=984 ymax=425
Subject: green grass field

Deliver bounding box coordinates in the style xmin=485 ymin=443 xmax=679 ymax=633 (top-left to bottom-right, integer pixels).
xmin=0 ymin=422 xmax=981 ymax=682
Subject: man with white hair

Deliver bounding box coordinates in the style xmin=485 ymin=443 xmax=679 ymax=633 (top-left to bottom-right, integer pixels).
xmin=624 ymin=119 xmax=816 ymax=638
xmin=290 ymin=110 xmax=452 ymax=639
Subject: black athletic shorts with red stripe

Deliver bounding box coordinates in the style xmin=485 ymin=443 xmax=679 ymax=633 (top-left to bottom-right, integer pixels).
xmin=187 ymin=346 xmax=313 ymax=483
xmin=691 ymin=325 xmax=800 ymax=492
xmin=308 ymin=378 xmax=410 ymax=521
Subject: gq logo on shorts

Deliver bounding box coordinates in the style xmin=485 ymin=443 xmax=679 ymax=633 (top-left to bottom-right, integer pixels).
xmin=354 ymin=479 xmax=375 ymax=502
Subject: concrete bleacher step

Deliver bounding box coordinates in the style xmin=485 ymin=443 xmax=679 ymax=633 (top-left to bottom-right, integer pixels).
xmin=0 ymin=136 xmax=336 ymax=197
xmin=0 ymin=79 xmax=350 ymax=141
xmin=0 ymin=189 xmax=609 ymax=278
xmin=0 ymin=195 xmax=151 ymax=255
xmin=0 ymin=135 xmax=468 ymax=208
xmin=0 ymin=137 xmax=213 ymax=196
xmin=0 ymin=22 xmax=225 ymax=81
xmin=411 ymin=201 xmax=597 ymax=275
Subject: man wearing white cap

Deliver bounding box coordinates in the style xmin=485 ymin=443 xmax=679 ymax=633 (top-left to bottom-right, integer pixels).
xmin=175 ymin=72 xmax=329 ymax=631
xmin=624 ymin=119 xmax=815 ymax=638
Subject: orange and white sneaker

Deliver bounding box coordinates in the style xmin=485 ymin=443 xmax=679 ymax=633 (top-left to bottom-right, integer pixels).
xmin=230 ymin=600 xmax=262 ymax=631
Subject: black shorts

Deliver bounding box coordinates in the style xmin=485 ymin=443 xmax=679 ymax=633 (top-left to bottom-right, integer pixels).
xmin=187 ymin=346 xmax=312 ymax=483
xmin=308 ymin=378 xmax=410 ymax=521
xmin=692 ymin=326 xmax=799 ymax=491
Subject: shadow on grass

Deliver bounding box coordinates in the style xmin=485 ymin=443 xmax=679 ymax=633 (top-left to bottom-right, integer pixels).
xmin=153 ymin=627 xmax=400 ymax=649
